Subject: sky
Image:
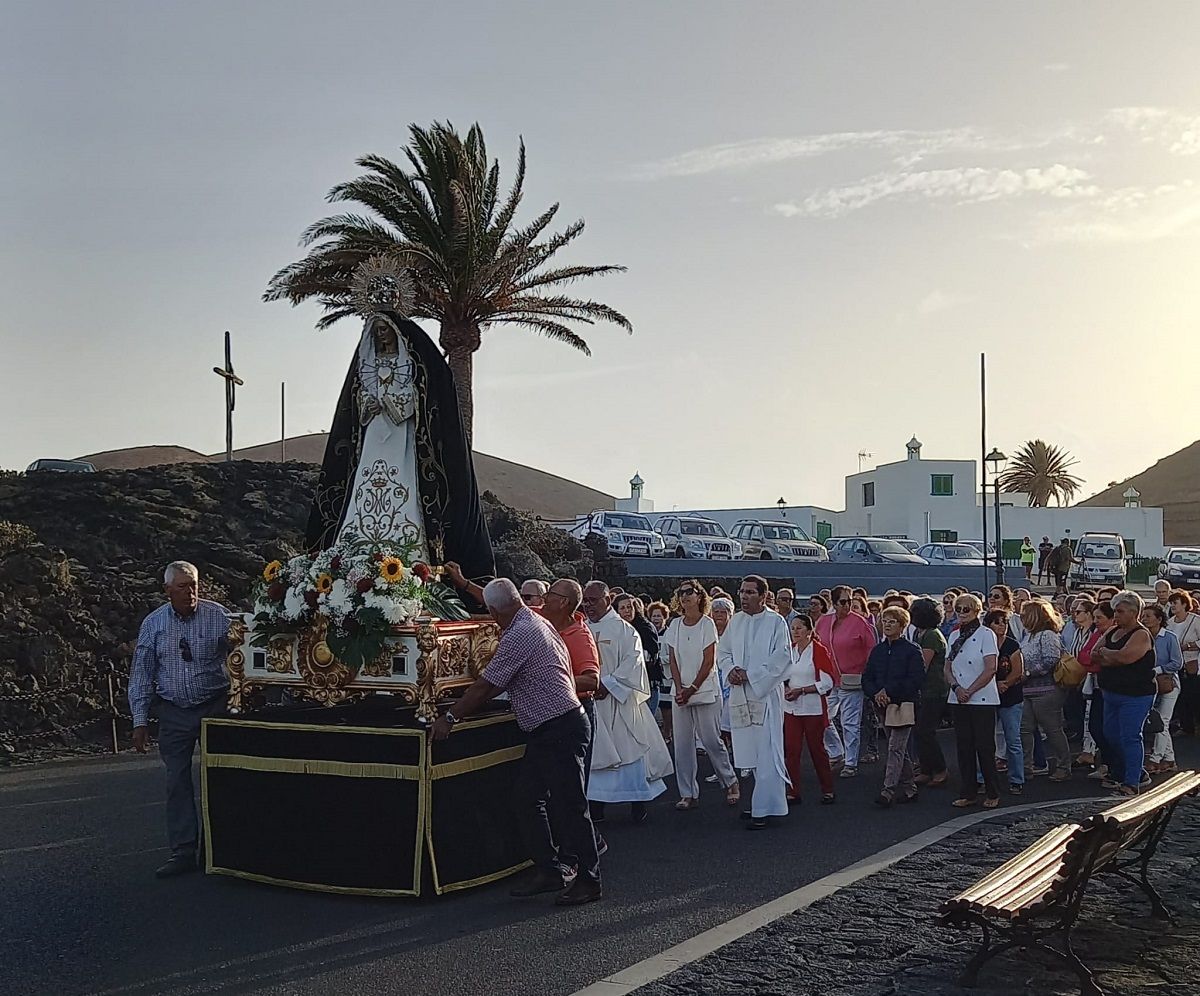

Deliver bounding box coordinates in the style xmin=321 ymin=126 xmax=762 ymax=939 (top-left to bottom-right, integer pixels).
xmin=3 ymin=2 xmax=1199 ymax=511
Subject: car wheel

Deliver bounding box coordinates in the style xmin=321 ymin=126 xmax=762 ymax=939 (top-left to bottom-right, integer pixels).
xmin=760 ymin=552 xmax=772 ymax=561
xmin=675 ymin=548 xmax=687 ymax=559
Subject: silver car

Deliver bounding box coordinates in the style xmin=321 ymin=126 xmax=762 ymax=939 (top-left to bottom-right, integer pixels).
xmin=915 ymin=542 xmax=988 ymax=567
xmin=731 ymin=520 xmax=829 ymax=562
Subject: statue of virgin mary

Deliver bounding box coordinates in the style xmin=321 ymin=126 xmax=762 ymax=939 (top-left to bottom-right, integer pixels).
xmin=305 ymin=257 xmax=495 ymax=585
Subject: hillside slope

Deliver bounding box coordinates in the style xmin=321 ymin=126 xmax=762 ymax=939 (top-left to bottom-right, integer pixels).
xmin=1080 ymin=439 xmax=1200 ymax=545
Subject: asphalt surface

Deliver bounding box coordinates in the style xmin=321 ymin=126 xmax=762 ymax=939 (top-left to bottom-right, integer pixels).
xmin=4 ymin=733 xmax=1186 ymax=996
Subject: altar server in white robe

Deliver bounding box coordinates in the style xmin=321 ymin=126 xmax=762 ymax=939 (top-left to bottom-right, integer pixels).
xmin=581 ymin=582 xmax=673 ymax=824
xmin=719 ymin=575 xmax=793 ymax=829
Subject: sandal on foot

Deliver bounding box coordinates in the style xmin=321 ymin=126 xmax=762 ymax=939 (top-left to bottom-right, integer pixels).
xmin=952 ymin=797 xmax=978 ymax=808
xmin=982 ymin=797 xmax=1000 ymax=809
xmin=674 ymin=798 xmax=698 ymax=811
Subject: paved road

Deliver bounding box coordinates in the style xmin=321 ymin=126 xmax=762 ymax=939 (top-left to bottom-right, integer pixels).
xmin=4 ymin=736 xmax=1187 ymax=996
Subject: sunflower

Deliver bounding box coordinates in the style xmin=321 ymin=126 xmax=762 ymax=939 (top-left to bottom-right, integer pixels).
xmin=379 ymin=557 xmax=406 ymax=583
xmin=314 ymin=573 xmax=334 ymax=595
xmin=263 ymin=560 xmax=283 ymax=583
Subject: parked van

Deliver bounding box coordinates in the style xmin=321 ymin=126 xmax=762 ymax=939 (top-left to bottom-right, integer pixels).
xmin=1069 ymin=532 xmax=1128 ymax=590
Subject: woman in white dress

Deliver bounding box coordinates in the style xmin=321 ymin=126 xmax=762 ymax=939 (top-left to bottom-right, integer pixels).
xmin=665 ymin=582 xmax=739 ymax=809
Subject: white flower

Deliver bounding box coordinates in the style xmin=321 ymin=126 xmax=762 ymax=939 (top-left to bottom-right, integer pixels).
xmin=362 ymin=591 xmax=406 ymax=625
xmin=374 ymin=576 xmax=387 ymax=590
xmin=282 ymin=587 xmax=307 ymax=622
xmin=326 ymin=579 xmax=353 ymax=618
xmin=346 ymin=565 xmax=368 ymax=585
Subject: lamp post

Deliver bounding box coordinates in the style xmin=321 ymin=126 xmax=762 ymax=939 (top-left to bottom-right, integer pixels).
xmin=777 ymin=497 xmax=787 ymax=518
xmin=985 ymin=448 xmax=1007 ymax=585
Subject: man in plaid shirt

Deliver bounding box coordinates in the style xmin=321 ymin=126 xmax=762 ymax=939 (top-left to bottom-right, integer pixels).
xmin=128 ymin=561 xmax=230 ymax=878
xmin=431 ymin=577 xmax=602 ymax=906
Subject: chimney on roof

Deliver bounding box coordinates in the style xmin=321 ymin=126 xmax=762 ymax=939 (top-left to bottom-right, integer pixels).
xmin=906 ymin=436 xmax=922 ymax=461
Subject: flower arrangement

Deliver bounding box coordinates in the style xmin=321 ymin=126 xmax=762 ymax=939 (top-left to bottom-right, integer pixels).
xmin=250 ymin=536 xmax=469 ymax=671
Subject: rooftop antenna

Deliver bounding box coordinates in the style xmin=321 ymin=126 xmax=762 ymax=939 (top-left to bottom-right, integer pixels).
xmin=857 ymin=449 xmax=873 ymax=473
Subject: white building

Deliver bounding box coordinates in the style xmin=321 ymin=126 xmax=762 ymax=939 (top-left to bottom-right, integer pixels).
xmin=841 ymin=437 xmax=978 ymax=543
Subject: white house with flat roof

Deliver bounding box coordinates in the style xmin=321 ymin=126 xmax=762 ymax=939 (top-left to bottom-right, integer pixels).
xmin=840 ymin=437 xmax=978 ymax=543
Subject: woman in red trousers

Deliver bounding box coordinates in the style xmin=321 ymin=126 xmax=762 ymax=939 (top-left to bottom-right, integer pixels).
xmin=782 ymin=614 xmax=838 ymax=804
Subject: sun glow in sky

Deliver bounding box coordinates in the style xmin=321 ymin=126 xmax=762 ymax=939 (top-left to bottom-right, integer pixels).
xmin=3 ymin=2 xmax=1199 ymax=510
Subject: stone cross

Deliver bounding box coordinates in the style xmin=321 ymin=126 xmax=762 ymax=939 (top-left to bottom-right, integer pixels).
xmin=212 ymin=330 xmax=244 ymax=462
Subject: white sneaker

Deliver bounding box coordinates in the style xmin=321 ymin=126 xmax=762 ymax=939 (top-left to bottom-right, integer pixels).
xmin=1087 ymin=765 xmax=1109 ymax=780
xmin=839 ymin=766 xmax=858 ymax=779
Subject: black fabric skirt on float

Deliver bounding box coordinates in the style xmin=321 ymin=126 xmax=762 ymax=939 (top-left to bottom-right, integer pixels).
xmin=201 ymin=702 xmax=527 ymax=896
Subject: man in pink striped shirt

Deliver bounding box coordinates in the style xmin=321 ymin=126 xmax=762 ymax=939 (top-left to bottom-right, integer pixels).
xmin=816 ymin=584 xmax=878 ymax=778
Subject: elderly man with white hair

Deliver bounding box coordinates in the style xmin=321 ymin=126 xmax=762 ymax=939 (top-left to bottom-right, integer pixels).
xmin=430 ymin=577 xmax=602 ymax=906
xmin=127 ymin=561 xmax=232 ymax=878
xmin=520 ymin=579 xmax=549 ymax=608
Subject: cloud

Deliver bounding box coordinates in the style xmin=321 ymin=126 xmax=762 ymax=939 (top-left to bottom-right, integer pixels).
xmin=918 ymin=290 xmax=972 ymax=315
xmin=1105 ymin=107 xmax=1200 ymax=155
xmin=631 ymin=127 xmax=1005 ymax=179
xmin=772 ymin=164 xmax=1098 ymax=219
xmin=1034 ymin=181 xmax=1200 ymax=243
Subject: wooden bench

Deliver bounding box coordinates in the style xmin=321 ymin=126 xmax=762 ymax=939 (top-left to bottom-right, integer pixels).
xmin=939 ymin=771 xmax=1200 ymax=996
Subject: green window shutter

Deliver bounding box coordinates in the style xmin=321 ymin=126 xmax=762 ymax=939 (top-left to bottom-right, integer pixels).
xmin=930 ymin=474 xmax=954 ymax=496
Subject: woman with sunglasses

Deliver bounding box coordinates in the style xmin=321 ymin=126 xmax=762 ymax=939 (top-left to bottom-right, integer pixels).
xmin=664 ymin=582 xmax=739 ymax=809
xmin=944 ymin=594 xmax=1002 ymax=809
xmin=1093 ymin=592 xmax=1157 ymax=796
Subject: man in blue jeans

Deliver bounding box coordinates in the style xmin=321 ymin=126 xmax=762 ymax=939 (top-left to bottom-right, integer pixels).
xmin=128 ymin=561 xmax=231 ymax=878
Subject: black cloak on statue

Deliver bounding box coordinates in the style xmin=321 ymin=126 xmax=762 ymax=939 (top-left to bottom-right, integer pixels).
xmin=305 ymin=312 xmax=495 ymax=585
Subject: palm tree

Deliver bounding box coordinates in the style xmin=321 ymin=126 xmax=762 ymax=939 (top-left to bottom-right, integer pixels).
xmin=264 ymin=122 xmax=632 ymax=443
xmin=998 ymin=440 xmax=1084 ymax=507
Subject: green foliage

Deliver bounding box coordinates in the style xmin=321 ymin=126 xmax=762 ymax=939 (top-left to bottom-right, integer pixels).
xmin=326 ymin=606 xmax=391 ymax=673
xmin=998 ymin=440 xmax=1084 ymax=507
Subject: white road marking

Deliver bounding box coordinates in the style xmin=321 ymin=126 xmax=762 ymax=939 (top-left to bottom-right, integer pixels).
xmin=5 ymin=795 xmax=100 ymax=809
xmin=570 ymin=798 xmax=1103 ymax=996
xmin=0 ymin=836 xmax=95 ymax=857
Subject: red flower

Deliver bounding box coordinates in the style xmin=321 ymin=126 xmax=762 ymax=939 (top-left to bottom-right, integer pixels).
xmin=304 ymin=590 xmax=319 ymax=609
xmin=413 ymin=562 xmax=431 ymax=581
xmin=267 ymin=582 xmax=285 ymax=602
xmin=371 ymin=552 xmax=384 ymax=563
xmin=330 ymin=555 xmax=342 ymax=571
xmin=355 ymin=577 xmax=374 ymax=593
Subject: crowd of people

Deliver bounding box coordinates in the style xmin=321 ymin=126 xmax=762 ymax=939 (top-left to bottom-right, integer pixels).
xmin=433 ymin=563 xmax=1200 ymax=906
xmin=128 ymin=557 xmax=1198 ymax=908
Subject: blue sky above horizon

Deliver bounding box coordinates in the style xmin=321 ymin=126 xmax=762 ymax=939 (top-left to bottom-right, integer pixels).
xmin=3 ymin=2 xmax=1199 ymax=509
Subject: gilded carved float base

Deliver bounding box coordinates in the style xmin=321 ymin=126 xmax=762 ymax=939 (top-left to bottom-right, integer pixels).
xmin=225 ymin=615 xmax=499 ymax=723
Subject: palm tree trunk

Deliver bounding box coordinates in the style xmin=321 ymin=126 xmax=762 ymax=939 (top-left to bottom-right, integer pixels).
xmin=439 ymin=322 xmax=481 ymax=447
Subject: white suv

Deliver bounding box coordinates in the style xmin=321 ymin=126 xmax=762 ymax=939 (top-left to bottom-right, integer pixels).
xmin=731 ymin=520 xmax=829 ymax=562
xmin=656 ymin=515 xmax=741 ymax=560
xmin=1069 ymin=532 xmax=1128 ymax=589
xmin=571 ymin=510 xmax=665 ymax=558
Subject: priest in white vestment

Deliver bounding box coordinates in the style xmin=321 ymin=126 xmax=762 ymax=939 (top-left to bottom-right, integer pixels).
xmin=718 ymin=576 xmax=793 ymax=828
xmin=581 ymin=582 xmax=673 ymax=822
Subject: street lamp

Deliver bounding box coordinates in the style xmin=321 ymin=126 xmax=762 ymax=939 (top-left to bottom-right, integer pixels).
xmin=985 ymin=448 xmax=1007 ymax=585
xmin=777 ymin=497 xmax=787 ymax=518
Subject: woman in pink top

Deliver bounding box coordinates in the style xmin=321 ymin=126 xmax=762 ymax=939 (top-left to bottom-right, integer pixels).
xmin=815 ymin=585 xmax=879 ymax=777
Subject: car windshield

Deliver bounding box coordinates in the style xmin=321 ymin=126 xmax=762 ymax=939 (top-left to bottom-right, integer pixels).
xmin=942 ymin=546 xmax=978 ymax=559
xmin=868 ymin=539 xmax=913 ymax=556
xmin=681 ymin=521 xmax=725 ymax=536
xmin=762 ymin=523 xmax=811 ymax=541
xmin=33 ymin=459 xmax=93 ymax=472
xmin=1078 ymin=541 xmax=1121 ymax=559
xmin=603 ymin=514 xmax=651 ymax=531
xmin=1169 ymin=550 xmax=1200 ymax=566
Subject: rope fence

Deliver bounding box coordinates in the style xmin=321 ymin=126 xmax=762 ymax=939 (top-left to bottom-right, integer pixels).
xmin=0 ymin=663 xmax=146 ymax=755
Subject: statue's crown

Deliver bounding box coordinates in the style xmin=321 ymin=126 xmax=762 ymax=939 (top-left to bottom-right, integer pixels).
xmin=351 ymin=255 xmax=415 ymax=318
